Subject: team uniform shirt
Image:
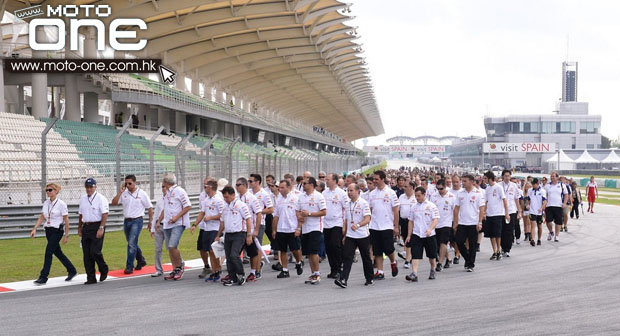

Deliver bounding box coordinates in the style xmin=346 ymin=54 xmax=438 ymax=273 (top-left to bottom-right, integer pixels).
xmin=200 ymin=194 xmax=225 ymax=231
xmin=151 ymin=195 xmax=165 ymax=233
xmin=426 ymin=184 xmax=438 ymax=199
xmin=322 ymin=187 xmax=348 ymax=229
xmin=239 ymin=192 xmax=262 ymax=234
xmin=499 ymin=181 xmax=520 ymax=214
xmin=430 ymin=192 xmax=457 ymax=229
xmin=449 ymin=187 xmax=463 ymax=196
xmin=250 ymin=188 xmax=274 ymax=226
xmin=42 ymin=198 xmax=69 ymax=229
xmin=296 ymin=190 xmax=327 ymax=234
xmin=544 ymin=182 xmax=568 ymax=207
xmin=485 ymin=183 xmax=507 ymax=217
xmin=398 ymin=193 xmax=416 ymax=219
xmin=221 ymin=200 xmax=251 ymax=233
xmin=345 ymin=197 xmax=371 ymax=239
xmin=527 ymin=187 xmax=547 ymax=215
xmin=455 ymin=188 xmax=485 ymax=225
xmin=586 ymin=182 xmax=598 ymax=196
xmin=119 ymin=187 xmax=153 ymax=218
xmin=407 ymin=200 xmax=440 ymax=238
xmin=163 ymin=185 xmax=191 ymax=229
xmin=199 ymin=190 xmax=223 ymax=204
xmin=274 ymin=193 xmax=299 ymax=233
xmin=368 ymin=185 xmax=400 ymax=231
xmin=361 ymin=190 xmax=371 ymax=202
xmin=79 ymin=192 xmax=109 ymax=223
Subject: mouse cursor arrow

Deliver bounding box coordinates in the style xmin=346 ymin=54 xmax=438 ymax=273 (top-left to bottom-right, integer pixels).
xmin=159 ymin=65 xmax=176 ymax=84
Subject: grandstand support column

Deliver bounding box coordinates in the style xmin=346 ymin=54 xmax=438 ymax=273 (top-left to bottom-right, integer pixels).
xmin=64 ymin=75 xmax=80 ymax=121
xmin=137 ymin=104 xmax=150 ymax=129
xmin=83 ymin=92 xmax=100 ymax=123
xmin=225 ymin=123 xmax=233 ymax=138
xmin=32 ymin=26 xmax=48 ymax=119
xmin=41 ymin=117 xmax=59 ymax=203
xmin=157 ymin=107 xmax=171 ymax=131
xmin=242 ymin=126 xmax=250 ymax=143
xmin=217 ymin=121 xmax=226 ymax=137
xmin=83 ymin=26 xmax=98 ymax=58
xmin=0 ymin=59 xmax=4 ymax=112
xmin=191 ymin=79 xmax=200 ymax=96
xmin=17 ymin=84 xmax=24 ymax=115
xmin=233 ymin=124 xmax=242 ymax=139
xmin=175 ymin=112 xmax=187 ymax=134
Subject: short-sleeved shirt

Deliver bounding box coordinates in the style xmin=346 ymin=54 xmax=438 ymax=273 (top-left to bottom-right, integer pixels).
xmin=199 ymin=190 xmax=223 ymax=204
xmin=151 ymin=195 xmax=165 ymax=233
xmin=398 ymin=193 xmax=416 ymax=219
xmin=527 ymin=187 xmax=547 ymax=214
xmin=250 ymin=188 xmax=274 ymax=226
xmin=586 ymin=182 xmax=598 ymax=194
xmin=430 ymin=192 xmax=457 ymax=229
xmin=79 ymin=192 xmax=109 ymax=223
xmin=544 ymin=182 xmax=568 ymax=207
xmin=499 ymin=181 xmax=520 ymax=214
xmin=368 ymin=185 xmax=399 ymax=231
xmin=322 ymin=187 xmax=348 ymax=229
xmin=408 ymin=200 xmax=440 ymax=238
xmin=200 ymin=194 xmax=225 ymax=231
xmin=455 ymin=188 xmax=485 ymax=225
xmin=240 ymin=191 xmax=262 ymax=234
xmin=119 ymin=187 xmax=152 ymax=219
xmin=297 ymin=190 xmax=327 ymax=233
xmin=346 ymin=197 xmax=371 ymax=239
xmin=163 ymin=185 xmax=192 ymax=229
xmin=221 ymin=200 xmax=251 ymax=233
xmin=42 ymin=198 xmax=68 ymax=228
xmin=274 ymin=192 xmax=299 ymax=233
xmin=485 ymin=183 xmax=507 ymax=217
xmin=426 ymin=184 xmax=438 ymax=199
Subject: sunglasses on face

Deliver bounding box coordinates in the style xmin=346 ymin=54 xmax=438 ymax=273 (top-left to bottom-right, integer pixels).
xmin=248 ymin=180 xmax=255 ymax=183
xmin=235 ymin=183 xmax=243 ymax=186
xmin=319 ymin=176 xmax=326 ymax=178
xmin=436 ymin=187 xmax=445 ymax=191
xmin=45 ymin=189 xmax=54 ymax=192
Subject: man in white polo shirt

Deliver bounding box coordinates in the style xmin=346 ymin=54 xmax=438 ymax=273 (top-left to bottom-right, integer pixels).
xmin=527 ymin=178 xmax=547 ymax=246
xmin=191 ymin=179 xmax=225 ymax=282
xmin=483 ymin=171 xmax=509 ymax=261
xmin=430 ymin=178 xmax=457 ymax=272
xmin=405 ymin=186 xmax=440 ymax=282
xmin=335 ymin=183 xmax=373 ymax=288
xmin=544 ymin=171 xmax=569 ymax=242
xmin=217 ymin=186 xmax=252 ymax=286
xmin=397 ymin=181 xmax=416 ymax=269
xmin=78 ymin=178 xmax=110 ymax=285
xmin=272 ymin=179 xmax=304 ymax=278
xmin=111 ymin=174 xmax=153 ymax=274
xmin=368 ymin=170 xmax=400 ymax=280
xmin=249 ymin=173 xmax=274 ymax=280
xmin=157 ymin=173 xmax=191 ymax=281
xmin=236 ymin=177 xmax=262 ymax=282
xmin=499 ymin=170 xmax=522 ymax=256
xmin=297 ymin=176 xmax=327 ymax=285
xmin=322 ymin=173 xmax=348 ymax=279
xmin=454 ymin=174 xmax=485 ymax=272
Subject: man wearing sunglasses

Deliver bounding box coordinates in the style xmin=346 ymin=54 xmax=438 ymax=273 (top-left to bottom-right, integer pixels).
xmin=368 ymin=170 xmax=400 ymax=280
xmin=78 ymin=178 xmax=110 ymax=285
xmin=430 ymin=179 xmax=457 ymax=272
xmin=112 ymin=174 xmax=153 ymax=274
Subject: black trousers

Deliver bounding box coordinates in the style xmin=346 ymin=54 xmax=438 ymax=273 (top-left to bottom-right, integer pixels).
xmin=512 ymin=212 xmax=521 ymax=239
xmin=501 ymin=213 xmax=517 ymax=252
xmin=570 ymin=200 xmax=580 ymax=218
xmin=324 ymin=227 xmax=343 ymax=275
xmin=264 ymin=214 xmax=279 ymax=252
xmin=456 ymin=225 xmax=479 ymax=269
xmin=341 ymin=236 xmax=373 ymax=282
xmin=40 ymin=227 xmax=76 ymax=279
xmin=81 ymin=223 xmax=108 ymax=281
xmin=224 ymin=232 xmax=245 ymax=281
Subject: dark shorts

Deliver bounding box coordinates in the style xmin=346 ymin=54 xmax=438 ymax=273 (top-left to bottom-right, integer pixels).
xmin=301 ymin=231 xmax=321 ymax=255
xmin=435 ymin=227 xmax=452 ymax=245
xmin=197 ymin=230 xmax=218 ymax=252
xmin=410 ymin=234 xmax=438 ymax=260
xmin=529 ymin=214 xmax=543 ymax=224
xmin=399 ymin=217 xmax=409 ymax=239
xmin=245 ymin=239 xmax=259 ymax=258
xmin=483 ymin=216 xmax=503 ymax=238
xmin=545 ymin=207 xmax=563 ymax=225
xmin=370 ymin=229 xmax=395 ymax=257
xmin=276 ymin=232 xmax=301 ymax=252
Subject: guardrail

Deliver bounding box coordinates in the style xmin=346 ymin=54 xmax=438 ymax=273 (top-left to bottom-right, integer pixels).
xmin=0 ymin=195 xmax=202 ymax=240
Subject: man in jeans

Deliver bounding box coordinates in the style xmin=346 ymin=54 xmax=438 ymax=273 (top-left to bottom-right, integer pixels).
xmin=112 ymin=174 xmax=153 ymax=274
xmin=217 ymin=186 xmax=252 ymax=286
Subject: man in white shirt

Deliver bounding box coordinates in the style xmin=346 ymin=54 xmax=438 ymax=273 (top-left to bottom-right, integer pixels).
xmin=322 ymin=173 xmax=348 ymax=279
xmin=430 ymin=179 xmax=457 ymax=272
xmin=264 ymin=174 xmax=279 ymax=262
xmin=272 ymin=179 xmax=304 ymax=278
xmin=483 ymin=171 xmax=510 ymax=260
xmin=544 ymin=171 xmax=569 ymax=242
xmin=448 ymin=174 xmax=463 ymax=265
xmin=453 ymin=174 xmax=485 ymax=272
xmin=405 ymin=186 xmax=440 ymax=282
xmin=236 ymin=177 xmax=263 ymax=282
xmin=249 ymin=174 xmax=274 ymax=275
xmin=157 ymin=173 xmax=192 ymax=281
xmin=334 ymin=183 xmax=373 ymax=288
xmin=191 ymin=180 xmax=225 ymax=281
xmin=297 ymin=176 xmax=327 ymax=285
xmin=111 ymin=174 xmax=154 ymax=274
xmin=527 ymin=178 xmax=547 ymax=246
xmin=78 ymin=178 xmax=110 ymax=285
xmin=149 ymin=184 xmax=167 ymax=277
xmin=368 ymin=170 xmax=400 ymax=279
xmin=498 ymin=170 xmax=522 ymax=256
xmin=397 ymin=181 xmax=416 ymax=269
xmin=217 ymin=186 xmax=252 ymax=286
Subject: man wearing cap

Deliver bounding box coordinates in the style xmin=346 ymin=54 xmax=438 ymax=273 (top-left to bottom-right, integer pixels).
xmin=112 ymin=174 xmax=153 ymax=274
xmin=78 ymin=178 xmax=110 ymax=285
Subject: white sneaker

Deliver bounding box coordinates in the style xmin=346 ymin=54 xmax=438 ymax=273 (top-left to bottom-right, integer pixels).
xmin=516 ymin=239 xmax=521 ymax=245
xmin=403 ymin=261 xmax=410 ymax=269
xmin=547 ymin=233 xmax=552 ymax=241
xmin=554 ymin=236 xmax=559 ymax=242
xmin=151 ymin=271 xmax=163 ymax=277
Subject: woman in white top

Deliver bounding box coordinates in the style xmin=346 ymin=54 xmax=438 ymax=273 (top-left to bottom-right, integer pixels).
xmin=30 ymin=183 xmax=77 ymax=285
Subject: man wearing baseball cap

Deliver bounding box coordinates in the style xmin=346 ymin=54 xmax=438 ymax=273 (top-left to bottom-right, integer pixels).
xmin=78 ymin=178 xmax=110 ymax=285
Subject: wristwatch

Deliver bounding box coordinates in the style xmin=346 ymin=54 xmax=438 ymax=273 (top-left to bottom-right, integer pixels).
xmin=98 ymin=226 xmax=104 ymax=230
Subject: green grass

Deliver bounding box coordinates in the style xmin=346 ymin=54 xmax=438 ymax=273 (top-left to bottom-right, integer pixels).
xmin=595 ymin=198 xmax=620 ymax=206
xmin=564 ymin=174 xmax=620 ymax=180
xmin=361 ymin=161 xmax=387 ymax=176
xmin=0 ymin=230 xmax=271 ymax=283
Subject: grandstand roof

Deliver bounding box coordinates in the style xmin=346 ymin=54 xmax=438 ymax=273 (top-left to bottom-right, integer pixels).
xmin=4 ymin=0 xmax=383 ymax=141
